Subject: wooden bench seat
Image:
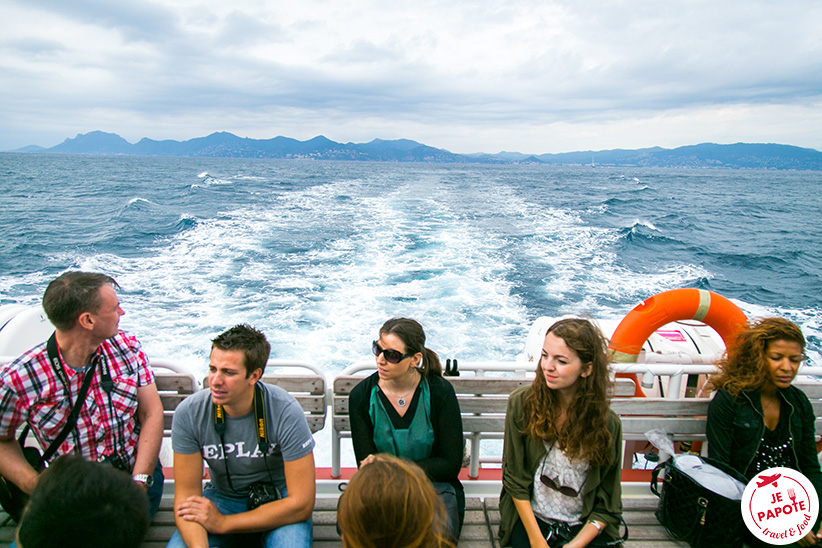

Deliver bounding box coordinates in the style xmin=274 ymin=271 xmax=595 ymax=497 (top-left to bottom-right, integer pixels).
xmin=332 ymin=373 xmax=637 ymax=478
xmin=156 ymin=370 xmax=200 ymax=436
xmin=2 ymin=493 xmax=694 ymax=547
xmin=2 ymin=494 xmax=691 ymax=547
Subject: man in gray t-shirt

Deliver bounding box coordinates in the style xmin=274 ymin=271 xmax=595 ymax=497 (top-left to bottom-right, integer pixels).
xmin=167 ymin=325 xmax=316 ymax=548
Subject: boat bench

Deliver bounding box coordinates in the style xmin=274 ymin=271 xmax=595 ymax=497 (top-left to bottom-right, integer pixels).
xmin=332 ymin=374 xmax=637 ymax=478
xmin=157 ymin=370 xmax=200 ymax=437
xmin=1 ymin=493 xmax=691 ymax=548
xmin=333 ymin=373 xmax=822 ymax=478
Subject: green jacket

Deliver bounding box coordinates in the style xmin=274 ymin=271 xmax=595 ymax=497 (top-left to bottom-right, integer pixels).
xmin=498 ymin=386 xmax=623 ymax=546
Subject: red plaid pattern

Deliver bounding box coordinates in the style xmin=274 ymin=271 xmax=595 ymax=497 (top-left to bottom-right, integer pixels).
xmin=0 ymin=331 xmax=155 ymax=469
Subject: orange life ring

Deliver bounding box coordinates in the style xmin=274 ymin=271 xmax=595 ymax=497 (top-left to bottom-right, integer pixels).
xmin=609 ymin=288 xmax=748 ymax=396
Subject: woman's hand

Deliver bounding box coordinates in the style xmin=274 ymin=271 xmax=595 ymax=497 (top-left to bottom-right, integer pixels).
xmin=175 ymin=495 xmax=227 ymax=534
xmin=797 ymin=526 xmax=822 ymax=546
xmin=359 ymin=454 xmax=379 ymax=467
xmin=560 ymin=519 xmax=604 ymax=548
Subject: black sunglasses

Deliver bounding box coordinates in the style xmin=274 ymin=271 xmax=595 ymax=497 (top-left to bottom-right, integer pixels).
xmin=372 ymin=341 xmax=414 ymax=364
xmin=539 ymin=474 xmax=582 ymax=497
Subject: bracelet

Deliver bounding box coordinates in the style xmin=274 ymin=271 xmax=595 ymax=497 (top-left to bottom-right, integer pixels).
xmin=588 ymin=520 xmax=603 ymax=535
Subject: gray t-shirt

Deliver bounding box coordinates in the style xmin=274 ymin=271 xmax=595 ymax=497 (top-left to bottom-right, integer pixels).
xmin=172 ymin=383 xmax=315 ymax=497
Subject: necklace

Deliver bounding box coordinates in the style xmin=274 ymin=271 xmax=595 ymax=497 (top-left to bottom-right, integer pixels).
xmin=381 ymin=370 xmax=418 ymax=407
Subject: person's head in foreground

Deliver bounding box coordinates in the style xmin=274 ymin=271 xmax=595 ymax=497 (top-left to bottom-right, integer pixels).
xmin=16 ymin=455 xmax=149 ymax=548
xmin=337 ymin=454 xmax=455 ymax=548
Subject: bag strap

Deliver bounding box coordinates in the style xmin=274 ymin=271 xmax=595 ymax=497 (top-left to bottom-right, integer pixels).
xmin=650 ymin=459 xmax=667 ymax=496
xmin=599 ymin=512 xmax=630 ymax=546
xmin=41 ymin=333 xmax=99 ymax=462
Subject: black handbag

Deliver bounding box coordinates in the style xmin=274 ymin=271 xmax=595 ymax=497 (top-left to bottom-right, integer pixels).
xmin=651 ymin=453 xmax=748 ymax=548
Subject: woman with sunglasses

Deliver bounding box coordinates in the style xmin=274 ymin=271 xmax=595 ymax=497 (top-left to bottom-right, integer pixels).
xmin=348 ymin=318 xmax=464 ymax=542
xmin=706 ymin=318 xmax=822 ymax=547
xmin=499 ymin=318 xmax=623 ymax=548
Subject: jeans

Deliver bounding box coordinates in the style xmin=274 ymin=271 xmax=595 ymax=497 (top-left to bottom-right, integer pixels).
xmin=166 ymin=484 xmax=313 ymax=548
xmin=147 ymin=459 xmax=165 ymax=519
xmin=432 ymin=481 xmax=465 ymax=542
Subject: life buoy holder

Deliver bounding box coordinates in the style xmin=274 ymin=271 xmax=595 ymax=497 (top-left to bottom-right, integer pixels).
xmin=609 ymin=288 xmax=747 ymax=396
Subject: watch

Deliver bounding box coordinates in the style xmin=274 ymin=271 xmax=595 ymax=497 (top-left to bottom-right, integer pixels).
xmin=133 ymin=474 xmax=154 ymax=488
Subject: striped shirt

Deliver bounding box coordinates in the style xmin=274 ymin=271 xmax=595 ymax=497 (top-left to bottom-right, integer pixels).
xmin=0 ymin=331 xmax=155 ymax=469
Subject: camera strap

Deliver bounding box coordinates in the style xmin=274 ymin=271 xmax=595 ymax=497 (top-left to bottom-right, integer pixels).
xmin=213 ymin=382 xmax=275 ymax=493
xmin=41 ymin=333 xmax=100 ymax=462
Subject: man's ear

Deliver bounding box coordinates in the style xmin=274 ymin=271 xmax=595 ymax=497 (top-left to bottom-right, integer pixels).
xmin=77 ymin=312 xmax=93 ymax=331
xmin=249 ymin=368 xmax=264 ymax=383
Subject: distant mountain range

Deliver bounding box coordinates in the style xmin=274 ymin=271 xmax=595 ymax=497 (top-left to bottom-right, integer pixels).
xmin=11 ymin=130 xmax=822 ymax=170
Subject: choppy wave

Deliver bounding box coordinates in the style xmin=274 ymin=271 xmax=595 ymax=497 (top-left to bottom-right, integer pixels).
xmin=191 ymin=173 xmax=235 ymax=189
xmin=1 ymin=156 xmax=820 ymax=373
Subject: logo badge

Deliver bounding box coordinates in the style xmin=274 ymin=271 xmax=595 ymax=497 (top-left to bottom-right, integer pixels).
xmin=741 ymin=467 xmax=818 ymax=545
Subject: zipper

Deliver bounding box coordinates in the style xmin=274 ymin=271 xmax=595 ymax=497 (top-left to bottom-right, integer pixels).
xmin=741 ymin=390 xmax=797 ymax=472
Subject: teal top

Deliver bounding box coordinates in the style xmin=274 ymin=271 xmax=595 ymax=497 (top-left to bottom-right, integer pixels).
xmin=369 ymin=377 xmax=435 ymax=460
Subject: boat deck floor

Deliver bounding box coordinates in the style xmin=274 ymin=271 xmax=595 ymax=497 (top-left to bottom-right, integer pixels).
xmin=2 ymin=492 xmax=687 ymax=547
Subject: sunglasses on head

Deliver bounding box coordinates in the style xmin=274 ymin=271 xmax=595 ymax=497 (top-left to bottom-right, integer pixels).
xmin=372 ymin=341 xmax=414 ymax=364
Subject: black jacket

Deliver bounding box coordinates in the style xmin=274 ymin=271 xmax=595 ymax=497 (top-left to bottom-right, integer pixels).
xmin=707 ymin=385 xmax=822 ymax=528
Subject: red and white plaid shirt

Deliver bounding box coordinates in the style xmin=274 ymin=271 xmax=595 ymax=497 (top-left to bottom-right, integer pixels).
xmin=0 ymin=331 xmax=155 ymax=469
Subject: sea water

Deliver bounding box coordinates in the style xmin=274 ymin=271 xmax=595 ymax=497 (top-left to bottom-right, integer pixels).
xmin=1 ymin=153 xmax=820 ymax=372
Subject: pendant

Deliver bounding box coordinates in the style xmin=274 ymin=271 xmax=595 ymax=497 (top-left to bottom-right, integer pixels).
xmin=397 ymin=397 xmax=407 ymax=407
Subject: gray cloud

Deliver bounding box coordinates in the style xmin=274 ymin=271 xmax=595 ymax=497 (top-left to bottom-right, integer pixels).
xmin=1 ymin=0 xmax=820 ymax=153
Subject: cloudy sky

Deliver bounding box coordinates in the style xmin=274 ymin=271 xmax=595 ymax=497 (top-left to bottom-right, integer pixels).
xmin=1 ymin=0 xmax=821 ymax=154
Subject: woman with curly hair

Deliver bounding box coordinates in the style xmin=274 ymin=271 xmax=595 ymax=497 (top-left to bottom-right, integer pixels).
xmin=499 ymin=318 xmax=623 ymax=548
xmin=707 ymin=317 xmax=822 ymax=546
xmin=337 ymin=454 xmax=455 ymax=548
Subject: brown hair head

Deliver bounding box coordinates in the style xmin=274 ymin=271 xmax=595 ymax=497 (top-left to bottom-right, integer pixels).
xmin=379 ymin=318 xmax=442 ymax=378
xmin=42 ymin=271 xmax=120 ymax=331
xmin=211 ymin=324 xmax=271 ymax=378
xmin=337 ymin=454 xmax=454 ymax=548
xmin=709 ymin=317 xmax=806 ymax=396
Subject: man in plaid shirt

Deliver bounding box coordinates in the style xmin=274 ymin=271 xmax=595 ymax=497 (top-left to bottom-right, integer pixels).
xmin=0 ymin=271 xmax=165 ymax=517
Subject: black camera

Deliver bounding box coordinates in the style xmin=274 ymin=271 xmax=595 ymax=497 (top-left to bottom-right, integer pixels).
xmin=98 ymin=453 xmax=130 ymax=472
xmin=246 ymin=481 xmax=281 ymax=510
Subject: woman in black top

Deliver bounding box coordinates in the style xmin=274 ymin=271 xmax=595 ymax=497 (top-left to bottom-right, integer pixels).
xmin=348 ymin=318 xmax=464 ymax=541
xmin=707 ymin=317 xmax=822 ymax=546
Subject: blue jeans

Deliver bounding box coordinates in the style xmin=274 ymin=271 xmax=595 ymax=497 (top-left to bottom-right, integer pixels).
xmin=166 ymin=484 xmax=313 ymax=548
xmin=148 ymin=459 xmax=165 ymax=519
xmin=432 ymin=482 xmax=465 ymax=543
